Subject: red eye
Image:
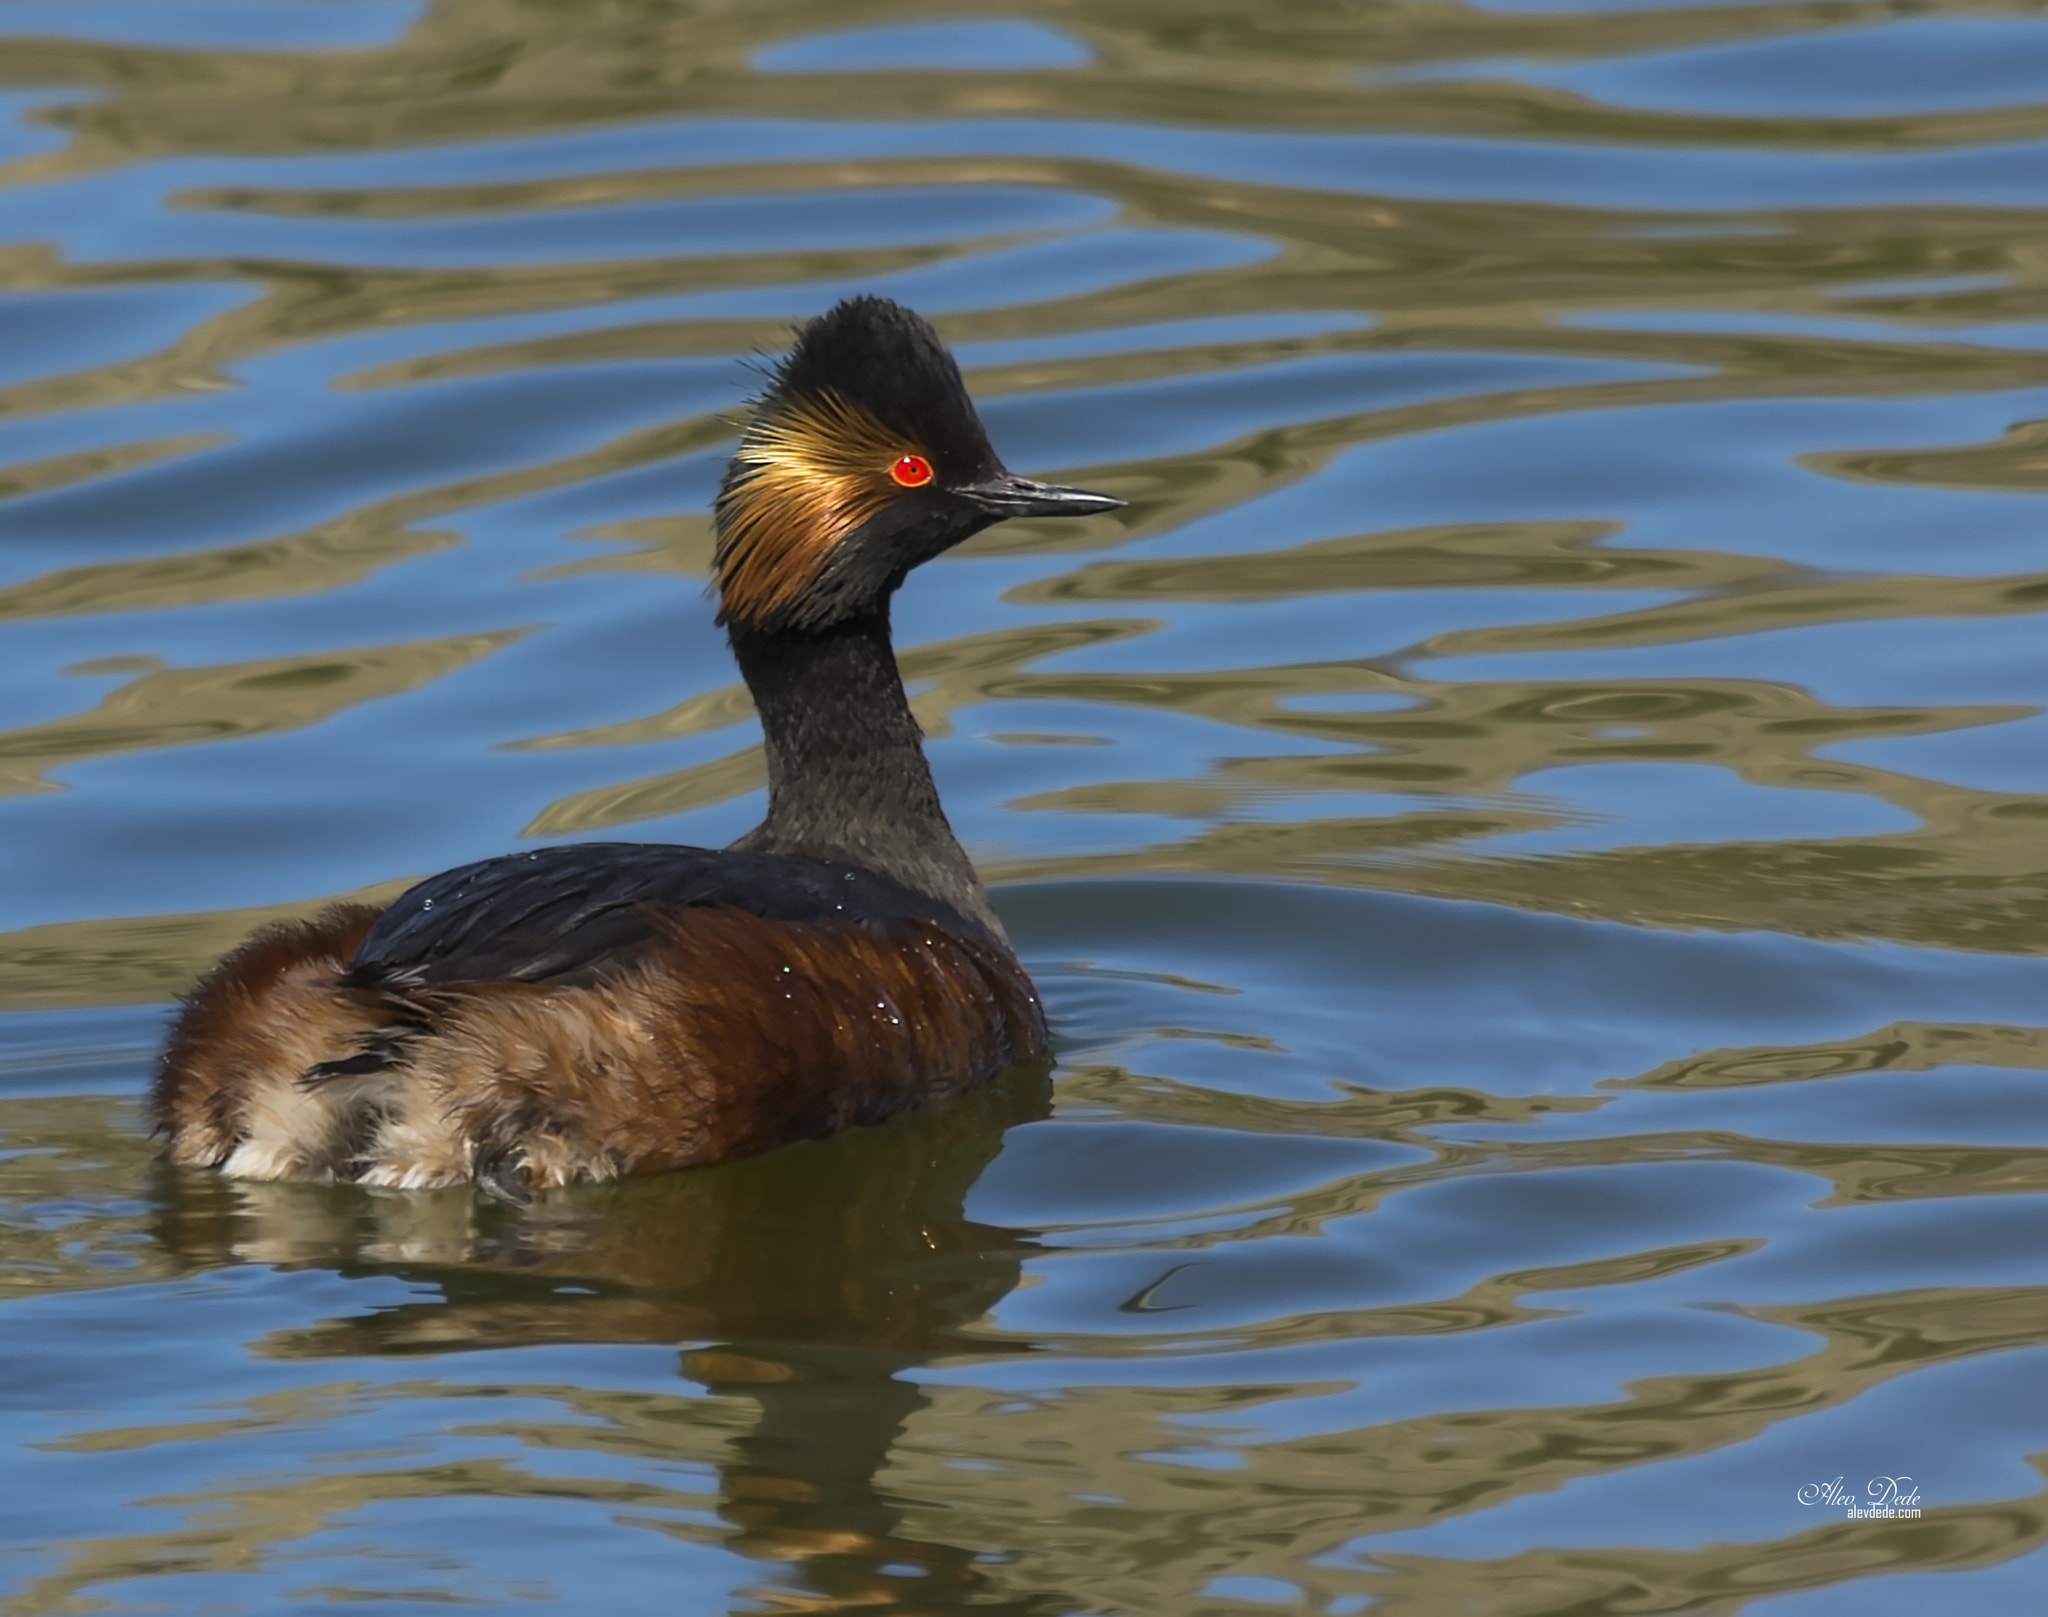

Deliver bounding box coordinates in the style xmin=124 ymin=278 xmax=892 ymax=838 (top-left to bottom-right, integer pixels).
xmin=890 ymin=454 xmax=934 ymax=488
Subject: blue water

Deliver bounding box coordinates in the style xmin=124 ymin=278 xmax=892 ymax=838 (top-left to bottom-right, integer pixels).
xmin=4 ymin=3 xmax=2048 ymax=1613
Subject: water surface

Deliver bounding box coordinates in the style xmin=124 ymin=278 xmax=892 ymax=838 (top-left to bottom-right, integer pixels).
xmin=4 ymin=2 xmax=2048 ymax=1612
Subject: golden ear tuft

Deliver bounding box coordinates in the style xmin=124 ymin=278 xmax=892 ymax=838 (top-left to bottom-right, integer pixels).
xmin=713 ymin=391 xmax=917 ymax=628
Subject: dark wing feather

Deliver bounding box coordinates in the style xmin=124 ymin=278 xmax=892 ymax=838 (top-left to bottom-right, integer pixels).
xmin=347 ymin=842 xmax=976 ymax=987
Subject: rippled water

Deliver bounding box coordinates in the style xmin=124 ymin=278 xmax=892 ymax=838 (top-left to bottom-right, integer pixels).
xmin=5 ymin=2 xmax=2048 ymax=1612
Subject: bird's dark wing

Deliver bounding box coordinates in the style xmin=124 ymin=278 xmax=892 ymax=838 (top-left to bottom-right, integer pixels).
xmin=347 ymin=842 xmax=961 ymax=987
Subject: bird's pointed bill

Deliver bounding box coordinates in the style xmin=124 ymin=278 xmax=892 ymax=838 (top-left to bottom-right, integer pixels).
xmin=958 ymin=474 xmax=1124 ymax=518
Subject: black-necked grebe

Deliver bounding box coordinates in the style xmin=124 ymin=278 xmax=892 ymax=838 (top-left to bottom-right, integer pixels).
xmin=152 ymin=296 xmax=1122 ymax=1193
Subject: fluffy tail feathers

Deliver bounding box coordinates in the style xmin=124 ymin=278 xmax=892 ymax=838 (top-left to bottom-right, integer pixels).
xmin=154 ymin=904 xmax=417 ymax=1182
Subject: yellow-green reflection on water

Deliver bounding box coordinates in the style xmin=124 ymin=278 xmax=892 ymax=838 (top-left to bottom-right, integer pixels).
xmin=8 ymin=1062 xmax=2048 ymax=1613
xmin=6 ymin=0 xmax=2048 ymax=1611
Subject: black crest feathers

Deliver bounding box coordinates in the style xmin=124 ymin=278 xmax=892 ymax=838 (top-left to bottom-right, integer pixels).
xmin=768 ymin=297 xmax=994 ymax=470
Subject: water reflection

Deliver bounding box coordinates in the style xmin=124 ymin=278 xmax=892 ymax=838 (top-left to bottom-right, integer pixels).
xmin=7 ymin=959 xmax=2048 ymax=1608
xmin=138 ymin=1067 xmax=1051 ymax=1614
xmin=9 ymin=0 xmax=2048 ymax=1608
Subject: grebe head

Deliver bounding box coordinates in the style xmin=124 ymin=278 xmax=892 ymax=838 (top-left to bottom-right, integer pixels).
xmin=713 ymin=296 xmax=1122 ymax=633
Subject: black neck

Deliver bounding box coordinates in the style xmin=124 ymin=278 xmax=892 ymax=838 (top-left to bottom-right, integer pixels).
xmin=725 ymin=608 xmax=1004 ymax=941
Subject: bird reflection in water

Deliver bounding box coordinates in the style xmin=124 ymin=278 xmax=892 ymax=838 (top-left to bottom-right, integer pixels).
xmin=149 ymin=1063 xmax=1055 ymax=1615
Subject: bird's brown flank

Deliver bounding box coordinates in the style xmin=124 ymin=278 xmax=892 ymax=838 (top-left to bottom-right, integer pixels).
xmin=157 ymin=899 xmax=1042 ymax=1189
